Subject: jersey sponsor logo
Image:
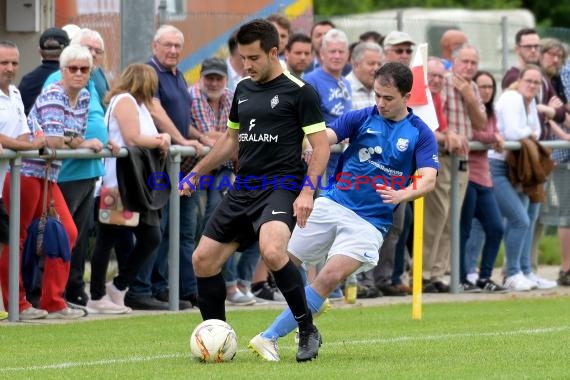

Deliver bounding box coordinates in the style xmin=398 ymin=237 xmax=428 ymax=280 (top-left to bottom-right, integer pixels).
xmin=358 ymin=146 xmax=382 ymax=162
xmin=396 ymin=138 xmax=409 ymax=152
xmin=249 ymin=118 xmax=256 ymax=131
xmin=271 ymin=210 xmax=287 ymax=215
xmin=238 ymin=133 xmax=279 ymax=143
xmin=270 ymin=95 xmax=279 ymax=108
xmin=238 ymin=98 xmax=248 ymax=104
xmin=365 ymin=128 xmax=383 ymax=134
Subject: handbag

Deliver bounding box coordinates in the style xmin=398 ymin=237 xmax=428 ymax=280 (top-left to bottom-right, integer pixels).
xmin=22 ymin=164 xmax=71 ymax=295
xmin=98 ymin=185 xmax=140 ymax=226
xmin=98 ymin=94 xmax=140 ymax=227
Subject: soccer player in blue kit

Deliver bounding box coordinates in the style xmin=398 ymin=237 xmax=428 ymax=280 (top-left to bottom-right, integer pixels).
xmin=248 ymin=62 xmax=439 ymax=361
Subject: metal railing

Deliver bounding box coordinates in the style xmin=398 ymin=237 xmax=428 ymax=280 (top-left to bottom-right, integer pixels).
xmin=3 ymin=140 xmax=569 ymax=321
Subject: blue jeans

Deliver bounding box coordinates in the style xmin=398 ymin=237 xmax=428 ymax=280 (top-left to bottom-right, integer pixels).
xmin=490 ymin=159 xmax=539 ymax=277
xmin=392 ymin=202 xmax=413 ymax=285
xmin=465 ymin=219 xmax=485 ymax=275
xmin=460 ymin=181 xmax=504 ymax=281
xmin=128 ymin=194 xmax=199 ymax=298
xmin=204 ymin=167 xmax=233 ymax=225
xmin=223 ymin=243 xmax=261 ymax=288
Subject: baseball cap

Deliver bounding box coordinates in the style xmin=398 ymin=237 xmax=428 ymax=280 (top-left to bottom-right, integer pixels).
xmin=39 ymin=27 xmax=70 ymax=50
xmin=200 ymin=58 xmax=227 ymax=77
xmin=383 ymin=31 xmax=415 ymax=47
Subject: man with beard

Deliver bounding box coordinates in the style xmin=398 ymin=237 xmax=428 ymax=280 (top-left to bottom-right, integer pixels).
xmin=284 ymin=33 xmax=312 ymax=78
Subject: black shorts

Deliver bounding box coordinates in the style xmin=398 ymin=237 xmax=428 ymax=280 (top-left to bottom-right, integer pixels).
xmin=0 ymin=199 xmax=9 ymax=245
xmin=203 ymin=189 xmax=298 ymax=251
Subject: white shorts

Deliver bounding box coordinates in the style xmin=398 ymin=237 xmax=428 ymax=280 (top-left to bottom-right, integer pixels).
xmin=288 ymin=197 xmax=383 ymax=274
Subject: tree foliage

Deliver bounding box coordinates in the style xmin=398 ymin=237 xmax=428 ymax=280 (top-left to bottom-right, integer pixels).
xmin=314 ymin=0 xmax=565 ymax=26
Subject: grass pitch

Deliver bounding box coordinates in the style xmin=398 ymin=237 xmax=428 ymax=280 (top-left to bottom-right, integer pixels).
xmin=2 ymin=296 xmax=570 ymax=379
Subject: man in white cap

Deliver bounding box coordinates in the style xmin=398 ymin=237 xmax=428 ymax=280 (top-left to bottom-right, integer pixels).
xmin=382 ymin=31 xmax=415 ymax=66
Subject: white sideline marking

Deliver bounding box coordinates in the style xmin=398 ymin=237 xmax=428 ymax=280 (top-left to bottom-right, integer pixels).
xmin=2 ymin=326 xmax=568 ymax=372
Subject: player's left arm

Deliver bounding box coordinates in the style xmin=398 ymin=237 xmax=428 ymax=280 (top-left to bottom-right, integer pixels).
xmin=377 ymin=120 xmax=438 ymax=204
xmin=376 ymin=166 xmax=437 ymax=204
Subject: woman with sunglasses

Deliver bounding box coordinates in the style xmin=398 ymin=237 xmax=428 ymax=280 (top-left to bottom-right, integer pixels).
xmin=2 ymin=45 xmax=104 ymax=319
xmin=459 ymin=71 xmax=506 ymax=293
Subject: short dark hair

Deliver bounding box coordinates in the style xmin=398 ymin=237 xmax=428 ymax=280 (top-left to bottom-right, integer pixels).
xmin=266 ymin=13 xmax=291 ymax=33
xmin=285 ymin=32 xmax=311 ymax=51
xmin=310 ymin=20 xmax=335 ymax=37
xmin=237 ymin=19 xmax=279 ymax=54
xmin=375 ymin=62 xmax=413 ymax=96
xmin=515 ymin=28 xmax=538 ymax=45
xmin=228 ymin=30 xmax=238 ymax=54
xmin=359 ymin=31 xmax=383 ymax=44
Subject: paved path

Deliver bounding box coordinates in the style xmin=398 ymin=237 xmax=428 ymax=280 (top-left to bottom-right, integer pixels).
xmin=3 ymin=266 xmax=569 ymax=324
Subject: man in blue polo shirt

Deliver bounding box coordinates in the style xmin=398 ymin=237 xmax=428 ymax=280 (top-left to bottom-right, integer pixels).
xmin=124 ymin=24 xmax=206 ymax=310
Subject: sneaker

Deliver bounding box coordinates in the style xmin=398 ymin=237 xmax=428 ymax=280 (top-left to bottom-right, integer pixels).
xmin=466 ymin=272 xmax=479 ymax=285
xmin=227 ymin=289 xmax=256 ymax=306
xmin=19 ymin=306 xmax=48 ymax=320
xmin=431 ymin=280 xmax=450 ymax=293
xmin=378 ymin=284 xmax=408 ymax=297
xmin=525 ymin=273 xmax=557 ymax=290
xmin=124 ymin=294 xmax=169 ymax=310
xmin=356 ymin=284 xmax=380 ymax=298
xmin=504 ymin=273 xmax=532 ymax=292
xmin=66 ymin=289 xmax=89 ymax=308
xmin=328 ymin=287 xmax=344 ymax=302
xmin=248 ymin=333 xmax=280 ymax=361
xmin=460 ymin=281 xmax=482 ymax=293
xmin=252 ymin=282 xmax=286 ymax=304
xmin=155 ymin=289 xmax=194 ymax=310
xmin=558 ymin=270 xmax=570 ymax=286
xmin=476 ymin=279 xmax=508 ymax=293
xmin=86 ymin=296 xmax=131 ymax=314
xmin=296 ymin=325 xmax=321 ymax=362
xmin=422 ymin=281 xmax=439 ymax=293
xmin=106 ymin=282 xmax=127 ymax=307
xmin=45 ymin=307 xmax=86 ymax=319
xmin=395 ymin=283 xmax=412 ymax=295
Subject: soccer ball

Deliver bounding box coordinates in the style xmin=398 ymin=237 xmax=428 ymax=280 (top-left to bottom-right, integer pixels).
xmin=189 ymin=319 xmax=238 ymax=363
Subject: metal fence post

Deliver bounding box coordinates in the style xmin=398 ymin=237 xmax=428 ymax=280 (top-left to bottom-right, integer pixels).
xmin=7 ymin=157 xmax=22 ymax=322
xmin=167 ymin=151 xmax=181 ymax=311
xmin=449 ymin=154 xmax=460 ymax=294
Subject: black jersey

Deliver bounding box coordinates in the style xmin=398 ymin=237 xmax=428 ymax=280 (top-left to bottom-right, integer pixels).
xmin=228 ymin=71 xmax=325 ymax=189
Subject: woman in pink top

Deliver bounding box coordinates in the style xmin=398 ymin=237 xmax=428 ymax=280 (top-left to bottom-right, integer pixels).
xmin=459 ymin=71 xmax=507 ymax=293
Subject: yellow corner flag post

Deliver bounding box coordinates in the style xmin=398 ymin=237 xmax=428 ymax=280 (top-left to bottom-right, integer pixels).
xmin=412 ymin=192 xmax=424 ymax=320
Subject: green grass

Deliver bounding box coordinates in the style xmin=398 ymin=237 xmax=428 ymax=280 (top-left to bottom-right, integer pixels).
xmin=2 ymin=296 xmax=570 ymax=379
xmin=494 ymin=232 xmax=560 ymax=267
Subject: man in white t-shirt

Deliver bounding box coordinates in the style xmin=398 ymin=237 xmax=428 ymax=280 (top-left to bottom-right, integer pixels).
xmin=0 ymin=41 xmax=46 ymax=319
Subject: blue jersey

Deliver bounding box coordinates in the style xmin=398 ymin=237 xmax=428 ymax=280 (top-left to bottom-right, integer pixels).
xmin=323 ymin=106 xmax=439 ymax=235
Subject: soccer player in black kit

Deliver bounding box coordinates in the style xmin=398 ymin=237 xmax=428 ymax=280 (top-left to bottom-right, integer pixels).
xmin=180 ymin=19 xmax=330 ymax=362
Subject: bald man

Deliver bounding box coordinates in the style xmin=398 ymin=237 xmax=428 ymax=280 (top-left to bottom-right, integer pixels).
xmin=440 ymin=29 xmax=468 ymax=70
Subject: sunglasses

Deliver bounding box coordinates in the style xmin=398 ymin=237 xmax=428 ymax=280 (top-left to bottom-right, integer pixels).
xmin=66 ymin=66 xmax=90 ymax=74
xmin=390 ymin=48 xmax=413 ymax=55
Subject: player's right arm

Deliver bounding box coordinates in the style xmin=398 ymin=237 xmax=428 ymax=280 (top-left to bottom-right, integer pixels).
xmin=179 ymin=128 xmax=238 ymax=195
